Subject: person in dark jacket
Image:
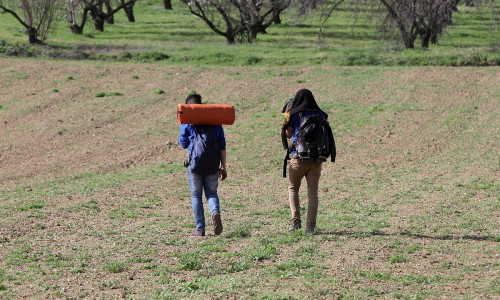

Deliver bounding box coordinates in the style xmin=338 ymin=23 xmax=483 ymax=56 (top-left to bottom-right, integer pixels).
xmin=282 ymin=89 xmax=328 ymax=233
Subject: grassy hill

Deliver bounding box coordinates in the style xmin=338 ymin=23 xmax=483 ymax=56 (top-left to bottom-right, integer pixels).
xmin=0 ymin=0 xmax=499 ymax=66
xmin=0 ymin=58 xmax=499 ymax=298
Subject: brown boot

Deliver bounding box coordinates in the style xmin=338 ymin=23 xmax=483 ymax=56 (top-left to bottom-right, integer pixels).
xmin=189 ymin=229 xmax=205 ymax=237
xmin=212 ymin=212 xmax=223 ymax=235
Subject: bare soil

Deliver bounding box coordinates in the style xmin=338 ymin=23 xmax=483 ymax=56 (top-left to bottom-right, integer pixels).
xmin=0 ymin=59 xmax=498 ymax=299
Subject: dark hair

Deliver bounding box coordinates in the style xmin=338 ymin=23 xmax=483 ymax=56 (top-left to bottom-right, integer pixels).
xmin=185 ymin=93 xmax=202 ymax=104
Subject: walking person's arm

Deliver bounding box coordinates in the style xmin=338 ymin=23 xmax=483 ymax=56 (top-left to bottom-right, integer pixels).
xmin=219 ymin=150 xmax=227 ymax=181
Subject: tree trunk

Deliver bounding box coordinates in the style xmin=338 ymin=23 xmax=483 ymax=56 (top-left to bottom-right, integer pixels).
xmin=95 ymin=18 xmax=105 ymax=31
xmin=70 ymin=24 xmax=83 ymax=34
xmin=226 ymin=35 xmax=235 ymax=44
xmin=273 ymin=13 xmax=281 ymax=24
xmin=420 ymin=33 xmax=430 ymax=48
xmin=104 ymin=1 xmax=114 ymax=24
xmin=124 ymin=4 xmax=135 ymax=22
xmin=163 ymin=0 xmax=172 ymax=9
xmin=402 ymin=33 xmax=415 ymax=49
xmin=27 ymin=27 xmax=41 ymax=44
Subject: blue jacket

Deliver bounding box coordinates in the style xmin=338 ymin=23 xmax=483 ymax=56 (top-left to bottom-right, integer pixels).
xmin=179 ymin=124 xmax=226 ymax=154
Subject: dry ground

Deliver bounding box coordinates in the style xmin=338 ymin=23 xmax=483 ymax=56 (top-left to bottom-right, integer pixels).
xmin=0 ymin=58 xmax=498 ymax=299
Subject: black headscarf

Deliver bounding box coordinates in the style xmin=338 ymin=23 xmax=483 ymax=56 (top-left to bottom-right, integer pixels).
xmin=287 ymin=89 xmax=327 ymax=118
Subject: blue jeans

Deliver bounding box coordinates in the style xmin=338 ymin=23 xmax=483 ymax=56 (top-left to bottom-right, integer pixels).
xmin=187 ymin=169 xmax=220 ymax=231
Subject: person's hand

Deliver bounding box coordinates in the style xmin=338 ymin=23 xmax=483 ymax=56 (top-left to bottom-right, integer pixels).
xmin=219 ymin=168 xmax=227 ymax=181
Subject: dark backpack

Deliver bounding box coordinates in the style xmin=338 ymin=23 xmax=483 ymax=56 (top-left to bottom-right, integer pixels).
xmin=282 ymin=112 xmax=336 ymax=177
xmin=187 ymin=125 xmax=221 ymax=175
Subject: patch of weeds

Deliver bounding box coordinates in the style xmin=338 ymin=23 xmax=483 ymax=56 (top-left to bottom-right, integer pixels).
xmin=105 ymin=261 xmax=127 ymax=273
xmin=0 ymin=104 xmax=7 ymax=110
xmin=109 ymin=204 xmax=138 ymax=219
xmin=226 ymin=226 xmax=251 ymax=239
xmin=228 ymin=259 xmax=252 ymax=273
xmin=275 ymin=230 xmax=305 ymax=245
xmin=5 ymin=245 xmax=37 ymax=265
xmin=343 ymin=52 xmax=382 ymax=66
xmin=389 ymin=254 xmax=409 ymax=264
xmin=178 ymin=250 xmax=203 ymax=271
xmin=398 ymin=274 xmax=433 ymax=286
xmin=135 ymin=51 xmax=169 ymax=62
xmin=406 ymin=243 xmax=422 ymax=254
xmin=70 ymin=267 xmax=85 ymax=274
xmin=66 ymin=76 xmax=74 ymax=81
xmin=102 ymin=279 xmax=121 ymax=289
xmin=51 ymin=89 xmax=59 ymax=93
xmin=0 ymin=284 xmax=6 ymax=291
xmin=276 ymin=259 xmax=314 ymax=271
xmin=18 ymin=202 xmax=44 ymax=211
xmin=132 ymin=75 xmax=139 ymax=79
xmin=363 ymin=287 xmax=379 ymax=296
xmin=490 ymin=277 xmax=500 ymax=295
xmin=57 ymin=128 xmax=67 ymax=135
xmin=244 ymin=56 xmax=262 ymax=65
xmin=368 ymin=271 xmax=392 ymax=281
xmin=151 ymin=288 xmax=175 ymax=299
xmin=46 ymin=253 xmax=68 ymax=269
xmin=95 ymin=91 xmax=123 ymax=97
xmin=247 ymin=240 xmax=279 ymax=261
xmin=199 ymin=239 xmax=227 ymax=252
xmin=179 ymin=281 xmax=199 ymax=293
xmin=153 ymin=89 xmax=165 ymax=94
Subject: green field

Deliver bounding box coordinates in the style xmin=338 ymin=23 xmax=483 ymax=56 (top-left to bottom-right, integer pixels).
xmin=0 ymin=0 xmax=499 ymax=66
xmin=0 ymin=1 xmax=499 ymax=299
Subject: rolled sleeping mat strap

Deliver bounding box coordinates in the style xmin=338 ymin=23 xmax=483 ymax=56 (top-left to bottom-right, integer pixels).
xmin=177 ymin=104 xmax=235 ymax=125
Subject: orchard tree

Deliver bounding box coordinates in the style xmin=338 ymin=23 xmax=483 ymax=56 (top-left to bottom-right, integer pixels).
xmin=181 ymin=0 xmax=291 ymax=44
xmin=88 ymin=0 xmax=136 ymax=31
xmin=377 ymin=0 xmax=498 ymax=48
xmin=65 ymin=0 xmax=100 ymax=34
xmin=376 ymin=0 xmax=460 ymax=48
xmin=0 ymin=0 xmax=61 ymax=44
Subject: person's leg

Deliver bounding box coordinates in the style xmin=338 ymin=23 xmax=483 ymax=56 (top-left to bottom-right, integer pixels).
xmin=304 ymin=163 xmax=322 ymax=232
xmin=187 ymin=169 xmax=205 ymax=232
xmin=204 ymin=172 xmax=222 ymax=235
xmin=204 ymin=172 xmax=220 ymax=215
xmin=288 ymin=158 xmax=307 ymax=228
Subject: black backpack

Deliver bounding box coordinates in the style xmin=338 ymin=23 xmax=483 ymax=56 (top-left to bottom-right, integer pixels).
xmin=187 ymin=125 xmax=221 ymax=176
xmin=281 ymin=112 xmax=336 ymax=177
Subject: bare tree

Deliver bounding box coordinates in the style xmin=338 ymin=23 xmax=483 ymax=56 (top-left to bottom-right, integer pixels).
xmin=377 ymin=0 xmax=497 ymax=48
xmin=88 ymin=0 xmax=136 ymax=31
xmin=376 ymin=0 xmax=459 ymax=48
xmin=181 ymin=0 xmax=291 ymax=44
xmin=122 ymin=0 xmax=136 ymax=22
xmin=65 ymin=0 xmax=100 ymax=34
xmin=299 ymin=0 xmax=498 ymax=49
xmin=0 ymin=0 xmax=61 ymax=44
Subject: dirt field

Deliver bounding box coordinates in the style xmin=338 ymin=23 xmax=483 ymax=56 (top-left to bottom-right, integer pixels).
xmin=0 ymin=58 xmax=498 ymax=299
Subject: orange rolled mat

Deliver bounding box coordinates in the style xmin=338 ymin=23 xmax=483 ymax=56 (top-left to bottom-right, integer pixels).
xmin=177 ymin=104 xmax=235 ymax=125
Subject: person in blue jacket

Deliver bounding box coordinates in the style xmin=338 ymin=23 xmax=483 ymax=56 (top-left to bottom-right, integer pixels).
xmin=179 ymin=93 xmax=227 ymax=237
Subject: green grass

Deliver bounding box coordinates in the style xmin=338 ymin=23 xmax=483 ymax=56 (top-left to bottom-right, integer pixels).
xmin=0 ymin=1 xmax=498 ymax=65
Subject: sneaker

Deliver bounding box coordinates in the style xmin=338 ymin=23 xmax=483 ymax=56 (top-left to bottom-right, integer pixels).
xmin=189 ymin=229 xmax=205 ymax=237
xmin=212 ymin=212 xmax=223 ymax=235
xmin=288 ymin=222 xmax=302 ymax=231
